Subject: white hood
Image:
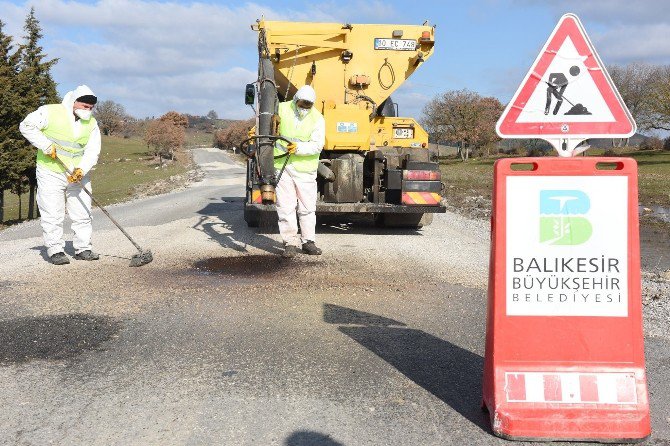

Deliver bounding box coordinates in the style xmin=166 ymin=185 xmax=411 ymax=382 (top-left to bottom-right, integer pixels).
xmin=294 ymin=85 xmax=316 ymax=103
xmin=62 ymin=85 xmax=96 ymax=110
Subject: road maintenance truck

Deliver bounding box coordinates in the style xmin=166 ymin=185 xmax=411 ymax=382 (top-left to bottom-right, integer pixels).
xmin=241 ymin=19 xmax=445 ymax=228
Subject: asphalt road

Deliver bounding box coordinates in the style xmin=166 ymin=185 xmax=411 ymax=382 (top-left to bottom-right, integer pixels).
xmin=0 ymin=148 xmax=668 ymax=445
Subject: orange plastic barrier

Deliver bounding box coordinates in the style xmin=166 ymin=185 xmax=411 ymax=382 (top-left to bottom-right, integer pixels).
xmin=482 ymin=157 xmax=650 ymax=442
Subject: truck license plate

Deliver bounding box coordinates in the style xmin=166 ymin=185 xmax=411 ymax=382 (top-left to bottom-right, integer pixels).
xmin=394 ymin=128 xmax=414 ymax=139
xmin=374 ymin=38 xmax=417 ymax=51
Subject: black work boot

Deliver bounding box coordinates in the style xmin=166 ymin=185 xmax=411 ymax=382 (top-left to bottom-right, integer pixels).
xmin=281 ymin=245 xmax=301 ymax=258
xmin=50 ymin=252 xmax=70 ymax=265
xmin=74 ymin=250 xmax=100 ymax=261
xmin=302 ymin=241 xmax=322 ymax=255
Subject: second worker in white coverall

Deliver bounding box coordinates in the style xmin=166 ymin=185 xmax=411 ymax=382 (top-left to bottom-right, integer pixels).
xmin=274 ymin=85 xmax=326 ymax=258
xmin=19 ymin=85 xmax=102 ymax=265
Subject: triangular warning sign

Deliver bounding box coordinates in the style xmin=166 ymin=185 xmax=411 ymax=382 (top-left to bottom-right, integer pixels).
xmin=497 ymin=13 xmax=636 ymax=140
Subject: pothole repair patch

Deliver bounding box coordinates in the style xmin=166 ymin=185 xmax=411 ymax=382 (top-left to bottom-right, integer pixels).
xmin=192 ymin=254 xmax=321 ymax=280
xmin=0 ymin=313 xmax=121 ymax=365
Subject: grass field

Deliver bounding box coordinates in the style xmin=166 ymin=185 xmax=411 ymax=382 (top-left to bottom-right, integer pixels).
xmin=184 ymin=129 xmax=216 ymax=148
xmin=440 ymin=148 xmax=670 ymax=226
xmin=1 ymin=135 xmax=189 ymax=225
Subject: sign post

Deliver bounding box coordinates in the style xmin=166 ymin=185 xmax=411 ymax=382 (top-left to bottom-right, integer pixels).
xmin=484 ymin=13 xmax=650 ymax=442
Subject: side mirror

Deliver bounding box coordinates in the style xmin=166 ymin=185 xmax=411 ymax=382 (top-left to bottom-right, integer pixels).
xmin=244 ymin=84 xmax=255 ymax=105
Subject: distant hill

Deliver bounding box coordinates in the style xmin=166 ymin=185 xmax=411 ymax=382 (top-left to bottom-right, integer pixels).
xmin=185 ymin=114 xmax=250 ymax=132
xmin=213 ymin=119 xmax=249 ymax=130
xmin=587 ymin=133 xmax=648 ymax=149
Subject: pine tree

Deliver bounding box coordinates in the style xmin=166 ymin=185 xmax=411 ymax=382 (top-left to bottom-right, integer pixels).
xmin=13 ymin=8 xmax=59 ymax=219
xmin=0 ymin=19 xmax=23 ymax=222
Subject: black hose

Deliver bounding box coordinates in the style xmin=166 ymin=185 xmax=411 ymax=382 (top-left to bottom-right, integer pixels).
xmin=239 ymin=135 xmax=294 ymax=186
xmin=378 ymin=58 xmax=395 ymax=90
xmin=355 ymin=94 xmax=377 ymax=119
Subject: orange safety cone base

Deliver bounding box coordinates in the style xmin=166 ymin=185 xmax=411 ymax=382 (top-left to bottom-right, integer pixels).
xmin=483 ymin=156 xmax=651 ymax=442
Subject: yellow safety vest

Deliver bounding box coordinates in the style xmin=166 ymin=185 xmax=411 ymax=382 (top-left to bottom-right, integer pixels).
xmin=274 ymin=101 xmax=322 ymax=173
xmin=36 ymin=104 xmax=97 ymax=173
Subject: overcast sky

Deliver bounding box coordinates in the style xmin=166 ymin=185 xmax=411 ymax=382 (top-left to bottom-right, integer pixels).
xmin=2 ymin=0 xmax=669 ymax=122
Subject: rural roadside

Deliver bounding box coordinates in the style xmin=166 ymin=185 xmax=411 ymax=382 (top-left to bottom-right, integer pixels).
xmin=0 ymin=147 xmax=668 ymax=444
xmin=0 ymin=134 xmax=206 ymax=227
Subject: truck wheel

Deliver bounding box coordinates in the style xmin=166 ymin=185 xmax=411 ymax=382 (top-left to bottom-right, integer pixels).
xmin=376 ymin=213 xmax=433 ymax=228
xmin=256 ymin=211 xmax=279 ymax=234
xmin=244 ymin=207 xmax=260 ymax=227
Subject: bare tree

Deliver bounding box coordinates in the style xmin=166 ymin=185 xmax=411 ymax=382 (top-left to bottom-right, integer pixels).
xmin=608 ymin=62 xmax=670 ymax=135
xmin=472 ymin=96 xmax=504 ymax=157
xmin=646 ymin=65 xmax=670 ymax=131
xmin=144 ymin=119 xmax=185 ymax=165
xmin=94 ymin=100 xmax=128 ymax=136
xmin=214 ymin=118 xmax=254 ymax=151
xmin=160 ymin=111 xmax=188 ymax=128
xmin=422 ymin=89 xmax=503 ymax=160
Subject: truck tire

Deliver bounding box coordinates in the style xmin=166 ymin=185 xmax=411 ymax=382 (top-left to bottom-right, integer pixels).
xmin=244 ymin=207 xmax=260 ymax=227
xmin=257 ymin=211 xmax=279 ymax=234
xmin=376 ymin=213 xmax=433 ymax=228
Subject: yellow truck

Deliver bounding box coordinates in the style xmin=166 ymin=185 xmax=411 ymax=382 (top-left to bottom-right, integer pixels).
xmin=242 ymin=19 xmax=445 ymax=228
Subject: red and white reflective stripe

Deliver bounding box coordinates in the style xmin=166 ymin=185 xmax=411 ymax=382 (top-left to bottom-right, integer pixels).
xmin=403 ymin=170 xmax=441 ymax=180
xmin=505 ymin=372 xmax=637 ymax=404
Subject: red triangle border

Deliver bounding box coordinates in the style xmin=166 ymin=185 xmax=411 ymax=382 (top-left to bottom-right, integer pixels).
xmin=497 ymin=14 xmax=635 ymax=138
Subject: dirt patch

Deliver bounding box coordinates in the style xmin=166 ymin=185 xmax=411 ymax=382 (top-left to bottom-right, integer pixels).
xmin=132 ymin=165 xmax=204 ymax=199
xmin=640 ymin=223 xmax=670 ymax=272
xmin=0 ymin=281 xmax=18 ymax=290
xmin=445 ymin=195 xmax=492 ymax=220
xmin=0 ymin=313 xmax=121 ymax=365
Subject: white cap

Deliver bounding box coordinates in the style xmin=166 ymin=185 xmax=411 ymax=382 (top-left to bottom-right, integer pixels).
xmin=294 ymin=85 xmax=316 ymax=103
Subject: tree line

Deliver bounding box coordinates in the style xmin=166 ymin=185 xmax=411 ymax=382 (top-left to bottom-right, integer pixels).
xmin=421 ymin=63 xmax=670 ymax=159
xmin=0 ymin=8 xmax=209 ymax=224
xmin=0 ymin=9 xmax=59 ymax=222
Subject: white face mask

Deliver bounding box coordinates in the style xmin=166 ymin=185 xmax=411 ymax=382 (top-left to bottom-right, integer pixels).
xmin=75 ymin=109 xmax=92 ymax=120
xmin=297 ymin=107 xmax=309 ymax=118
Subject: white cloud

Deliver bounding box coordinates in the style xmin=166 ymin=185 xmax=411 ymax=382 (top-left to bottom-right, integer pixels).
xmin=0 ymin=2 xmax=29 ymax=38
xmin=545 ymin=0 xmax=670 ymax=25
xmin=1 ymin=0 xmax=402 ymax=118
xmin=592 ymin=23 xmax=670 ymax=64
xmin=514 ymin=0 xmax=670 ymax=65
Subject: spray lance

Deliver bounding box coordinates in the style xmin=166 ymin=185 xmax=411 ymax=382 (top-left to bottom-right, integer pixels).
xmin=239 ymin=133 xmax=297 ymax=200
xmin=53 ymin=152 xmax=153 ymax=267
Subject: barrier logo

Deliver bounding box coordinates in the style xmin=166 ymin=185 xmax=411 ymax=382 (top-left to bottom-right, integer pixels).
xmin=539 ymin=190 xmax=592 ymax=245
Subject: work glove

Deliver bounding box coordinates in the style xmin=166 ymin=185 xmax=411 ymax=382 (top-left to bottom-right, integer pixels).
xmin=67 ymin=168 xmax=84 ymax=183
xmin=286 ymin=141 xmax=297 ymax=154
xmin=45 ymin=144 xmax=58 ymax=159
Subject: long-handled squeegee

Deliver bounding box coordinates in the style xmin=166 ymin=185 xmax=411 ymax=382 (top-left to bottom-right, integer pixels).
xmin=55 ymin=156 xmax=153 ymax=267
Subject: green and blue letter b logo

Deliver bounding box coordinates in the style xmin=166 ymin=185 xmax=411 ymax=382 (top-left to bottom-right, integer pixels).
xmin=539 ymin=190 xmax=592 ymax=245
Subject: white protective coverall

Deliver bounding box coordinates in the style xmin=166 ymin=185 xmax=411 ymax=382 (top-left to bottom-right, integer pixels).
xmin=275 ymin=85 xmax=326 ymax=247
xmin=19 ymin=85 xmax=102 ymax=257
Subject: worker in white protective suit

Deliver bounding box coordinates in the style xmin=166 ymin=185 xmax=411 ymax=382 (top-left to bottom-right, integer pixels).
xmin=274 ymin=85 xmax=326 ymax=258
xmin=19 ymin=85 xmax=102 ymax=265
